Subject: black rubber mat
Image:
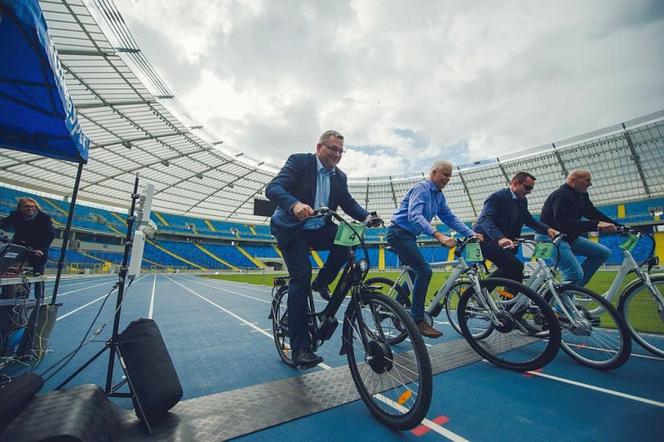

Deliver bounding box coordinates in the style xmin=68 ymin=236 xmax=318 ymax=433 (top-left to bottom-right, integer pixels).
xmin=116 ymin=336 xmax=516 ymax=441
xmin=1 ymin=336 xmax=530 ymax=441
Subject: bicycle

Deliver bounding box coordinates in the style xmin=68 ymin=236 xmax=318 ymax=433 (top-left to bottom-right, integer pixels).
xmin=519 ymin=234 xmax=632 ymax=370
xmin=365 ymin=249 xmax=486 ymax=337
xmin=269 ymin=208 xmax=433 ymax=430
xmin=612 ymin=228 xmax=664 ymax=358
xmin=367 ymin=237 xmax=561 ymax=371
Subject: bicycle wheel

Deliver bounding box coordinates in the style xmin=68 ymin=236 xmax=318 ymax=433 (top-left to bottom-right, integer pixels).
xmin=270 ymin=285 xmax=296 ymax=367
xmin=363 ymin=278 xmax=410 ymax=344
xmin=343 ymin=291 xmax=432 ymax=430
xmin=442 ymin=280 xmax=472 ymax=336
xmin=364 ymin=277 xmax=411 ymax=307
xmin=458 ymin=277 xmax=561 ymax=372
xmin=555 ymin=286 xmax=631 ymax=370
xmin=618 ymin=274 xmax=664 ymax=358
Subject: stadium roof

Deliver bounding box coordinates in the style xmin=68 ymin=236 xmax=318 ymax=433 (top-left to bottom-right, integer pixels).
xmin=1 ymin=0 xmax=663 ymax=224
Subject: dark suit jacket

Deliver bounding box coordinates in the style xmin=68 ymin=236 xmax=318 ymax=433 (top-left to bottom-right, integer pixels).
xmin=474 ymin=188 xmax=549 ymax=242
xmin=540 ymin=184 xmax=616 ymax=242
xmin=0 ymin=210 xmax=54 ymax=264
xmin=266 ymin=153 xmax=369 ymax=247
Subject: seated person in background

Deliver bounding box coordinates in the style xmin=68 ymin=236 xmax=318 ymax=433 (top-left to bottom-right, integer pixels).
xmin=537 ymin=169 xmax=617 ymax=286
xmin=0 ymin=198 xmax=54 ymax=296
xmin=474 ymin=172 xmax=557 ymax=282
xmin=266 ymin=130 xmax=380 ymax=369
xmin=387 ymin=160 xmax=482 ymax=339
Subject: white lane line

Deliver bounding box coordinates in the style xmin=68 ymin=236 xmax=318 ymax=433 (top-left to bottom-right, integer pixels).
xmin=165 ymin=275 xmax=274 ymax=339
xmin=166 ymin=274 xmax=459 ymax=440
xmin=56 ymin=280 xmax=120 ymax=297
xmin=56 ymin=274 xmax=149 ymax=321
xmin=148 ymin=274 xmax=157 ymax=319
xmin=57 ymin=294 xmax=112 ymax=321
xmin=526 ymin=370 xmax=664 ymax=408
xmin=188 ymin=276 xmax=350 ymax=308
xmin=562 ymin=341 xmax=664 ymax=361
xmin=376 ymin=396 xmax=469 ymax=442
xmin=185 ymin=278 xmax=272 ymax=304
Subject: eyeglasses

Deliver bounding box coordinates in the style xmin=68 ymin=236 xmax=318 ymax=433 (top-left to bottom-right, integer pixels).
xmin=523 ymin=185 xmax=534 ymax=191
xmin=20 ymin=205 xmax=37 ymax=209
xmin=322 ymin=143 xmax=345 ymax=154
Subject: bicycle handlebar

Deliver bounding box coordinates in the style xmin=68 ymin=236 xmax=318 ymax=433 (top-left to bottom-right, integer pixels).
xmin=311 ymin=207 xmax=384 ymax=228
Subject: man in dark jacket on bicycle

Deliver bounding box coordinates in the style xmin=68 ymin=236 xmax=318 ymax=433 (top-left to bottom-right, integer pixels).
xmin=538 ymin=169 xmax=618 ymax=286
xmin=266 ymin=130 xmax=379 ymax=368
xmin=475 ymin=172 xmax=557 ymax=282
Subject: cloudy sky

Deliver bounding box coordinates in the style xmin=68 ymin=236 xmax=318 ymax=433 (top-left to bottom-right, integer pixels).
xmin=114 ymin=0 xmax=664 ymax=177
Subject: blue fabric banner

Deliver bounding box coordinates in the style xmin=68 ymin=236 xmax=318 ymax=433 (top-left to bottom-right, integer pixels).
xmin=0 ymin=0 xmax=89 ymax=163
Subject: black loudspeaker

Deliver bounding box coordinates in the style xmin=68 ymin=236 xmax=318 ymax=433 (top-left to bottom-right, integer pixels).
xmin=253 ymin=198 xmax=276 ymax=217
xmin=118 ymin=318 xmax=183 ymax=422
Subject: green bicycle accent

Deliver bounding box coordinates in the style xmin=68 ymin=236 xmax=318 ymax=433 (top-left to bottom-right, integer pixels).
xmin=619 ymin=234 xmax=638 ymax=252
xmin=464 ymin=242 xmax=483 ymax=262
xmin=334 ymin=222 xmax=366 ymax=246
xmin=533 ymin=242 xmax=554 ymax=259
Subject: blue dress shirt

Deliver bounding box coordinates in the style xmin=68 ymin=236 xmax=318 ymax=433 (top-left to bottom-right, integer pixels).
xmin=302 ymin=157 xmax=333 ymax=230
xmin=391 ymin=180 xmax=474 ymax=237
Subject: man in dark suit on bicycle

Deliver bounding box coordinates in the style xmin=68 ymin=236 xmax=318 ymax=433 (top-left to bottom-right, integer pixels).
xmin=538 ymin=169 xmax=617 ymax=286
xmin=266 ymin=130 xmax=378 ymax=368
xmin=475 ymin=172 xmax=557 ymax=282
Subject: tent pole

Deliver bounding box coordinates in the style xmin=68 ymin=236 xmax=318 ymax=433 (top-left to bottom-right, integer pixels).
xmin=51 ymin=161 xmax=84 ymax=304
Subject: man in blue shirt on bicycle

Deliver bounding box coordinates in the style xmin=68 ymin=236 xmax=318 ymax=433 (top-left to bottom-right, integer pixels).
xmin=388 ymin=160 xmax=482 ymax=338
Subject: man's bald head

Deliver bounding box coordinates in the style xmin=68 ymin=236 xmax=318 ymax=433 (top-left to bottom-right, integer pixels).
xmin=566 ymin=169 xmax=592 ymax=193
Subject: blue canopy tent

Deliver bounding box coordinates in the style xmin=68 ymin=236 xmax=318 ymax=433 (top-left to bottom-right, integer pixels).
xmin=0 ymin=0 xmax=90 ymax=302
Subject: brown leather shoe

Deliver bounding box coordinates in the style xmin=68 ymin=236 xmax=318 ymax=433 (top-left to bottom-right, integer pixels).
xmin=417 ymin=321 xmax=443 ymax=339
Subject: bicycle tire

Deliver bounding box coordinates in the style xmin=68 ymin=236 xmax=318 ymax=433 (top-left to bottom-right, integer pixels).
xmin=618 ymin=274 xmax=664 ymax=358
xmin=343 ymin=291 xmax=432 ymax=430
xmin=442 ymin=280 xmax=475 ymax=337
xmin=270 ymin=285 xmax=296 ymax=367
xmin=363 ymin=278 xmax=410 ymax=344
xmin=554 ymin=285 xmax=631 ymax=370
xmin=458 ymin=277 xmax=561 ymax=372
xmin=364 ymin=277 xmax=411 ymax=307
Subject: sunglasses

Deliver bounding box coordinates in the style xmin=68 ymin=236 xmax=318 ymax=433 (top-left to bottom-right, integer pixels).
xmin=523 ymin=185 xmax=534 ymax=191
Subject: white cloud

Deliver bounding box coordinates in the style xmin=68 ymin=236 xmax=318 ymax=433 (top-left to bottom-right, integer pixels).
xmin=116 ymin=0 xmax=664 ymax=177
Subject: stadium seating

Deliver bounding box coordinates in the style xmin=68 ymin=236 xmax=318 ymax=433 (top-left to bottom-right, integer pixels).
xmin=2 ymin=184 xmax=661 ymax=272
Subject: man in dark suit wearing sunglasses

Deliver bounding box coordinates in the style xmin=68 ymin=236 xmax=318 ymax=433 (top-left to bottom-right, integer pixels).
xmin=475 ymin=172 xmax=557 ymax=282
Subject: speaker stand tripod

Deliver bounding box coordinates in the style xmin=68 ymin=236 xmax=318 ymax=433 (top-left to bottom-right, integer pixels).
xmin=55 ymin=176 xmax=153 ymax=434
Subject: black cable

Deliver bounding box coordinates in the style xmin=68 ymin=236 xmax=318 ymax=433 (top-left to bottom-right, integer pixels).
xmin=39 ymin=281 xmax=119 ymax=381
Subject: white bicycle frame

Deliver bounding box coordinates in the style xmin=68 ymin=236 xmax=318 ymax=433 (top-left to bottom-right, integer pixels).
xmin=389 ymin=255 xmax=507 ymax=327
xmin=598 ymin=246 xmax=664 ymax=311
xmin=524 ymin=255 xmax=593 ymax=328
xmin=524 ymin=234 xmax=664 ymax=319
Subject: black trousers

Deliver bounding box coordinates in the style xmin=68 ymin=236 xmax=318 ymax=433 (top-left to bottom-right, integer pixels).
xmin=480 ymin=241 xmax=524 ymax=282
xmin=280 ymin=223 xmax=349 ymax=351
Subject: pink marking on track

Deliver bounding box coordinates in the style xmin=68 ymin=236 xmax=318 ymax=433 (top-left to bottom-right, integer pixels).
xmin=523 ymin=368 xmax=543 ymax=378
xmin=410 ymin=415 xmax=450 ymax=436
